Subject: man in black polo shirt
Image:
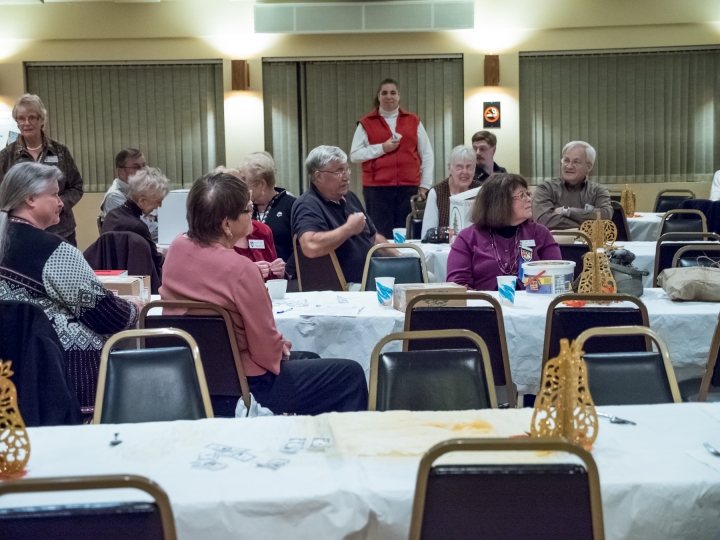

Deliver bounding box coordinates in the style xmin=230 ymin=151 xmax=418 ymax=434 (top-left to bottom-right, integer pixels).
xmin=292 ymin=145 xmax=397 ymax=286
xmin=471 ymin=130 xmax=507 ymax=184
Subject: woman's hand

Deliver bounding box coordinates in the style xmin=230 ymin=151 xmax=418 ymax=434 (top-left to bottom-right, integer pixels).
xmin=382 ymin=138 xmax=400 ymax=154
xmin=255 ymin=261 xmax=271 ymax=279
xmin=282 ymin=340 xmax=292 ymax=358
xmin=269 ymin=258 xmax=286 ymax=278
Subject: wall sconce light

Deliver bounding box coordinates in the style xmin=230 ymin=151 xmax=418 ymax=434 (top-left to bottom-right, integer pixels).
xmin=232 ymin=60 xmax=250 ymax=91
xmin=484 ymin=55 xmax=500 ymax=86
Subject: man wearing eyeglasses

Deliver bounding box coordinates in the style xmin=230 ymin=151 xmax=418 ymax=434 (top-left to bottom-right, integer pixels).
xmin=532 ymin=141 xmax=612 ymax=230
xmin=293 ymin=145 xmax=398 ymax=288
xmin=99 ymin=148 xmax=157 ymax=241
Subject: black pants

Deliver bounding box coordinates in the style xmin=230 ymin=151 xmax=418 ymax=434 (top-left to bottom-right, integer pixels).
xmin=247 ymin=357 xmax=368 ymax=415
xmin=363 ymin=185 xmax=418 ymax=239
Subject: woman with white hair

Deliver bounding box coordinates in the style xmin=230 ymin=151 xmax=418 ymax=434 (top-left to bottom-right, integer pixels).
xmin=101 ymin=166 xmax=170 ymax=280
xmin=0 ymin=162 xmax=138 ymax=415
xmin=0 ymin=94 xmax=84 ymax=246
xmin=421 ymin=145 xmax=481 ymax=237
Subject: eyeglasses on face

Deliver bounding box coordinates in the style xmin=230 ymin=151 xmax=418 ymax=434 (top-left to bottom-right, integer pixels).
xmin=318 ymin=167 xmax=351 ymax=178
xmin=561 ymin=158 xmax=586 ymax=167
xmin=512 ymin=191 xmax=533 ymax=201
xmin=16 ymin=114 xmax=40 ymax=124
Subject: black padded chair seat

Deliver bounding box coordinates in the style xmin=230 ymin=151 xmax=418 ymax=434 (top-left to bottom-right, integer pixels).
xmin=100 ymin=346 xmax=207 ymax=424
xmin=376 ymin=349 xmax=492 ymax=411
xmin=583 ymin=351 xmax=675 ymax=405
xmin=364 ymin=257 xmax=424 ymax=291
xmin=677 ymin=256 xmax=720 ymax=268
xmin=660 ymin=216 xmax=704 ymax=238
xmin=558 ymin=244 xmax=590 ymax=280
xmin=655 ymin=195 xmax=693 ymax=213
xmin=420 ymin=463 xmax=594 ymax=540
xmin=678 ymin=377 xmax=720 ymax=402
xmin=0 ymin=502 xmax=164 ymax=540
xmin=408 ymin=218 xmax=423 ymax=240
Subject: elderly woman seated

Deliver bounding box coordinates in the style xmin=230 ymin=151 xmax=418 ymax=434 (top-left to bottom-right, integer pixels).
xmin=102 ymin=166 xmax=169 ymax=280
xmin=447 ymin=173 xmax=561 ymax=291
xmin=160 ymin=171 xmax=368 ymax=415
xmin=0 ymin=162 xmax=139 ymax=415
xmin=422 ymin=145 xmax=481 ymax=237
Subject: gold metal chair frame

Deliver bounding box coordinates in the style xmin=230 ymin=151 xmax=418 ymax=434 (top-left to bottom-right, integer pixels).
xmin=654 ymin=189 xmax=695 ymax=212
xmin=403 ymin=292 xmax=515 ymax=408
xmin=93 ymin=328 xmax=214 ymax=424
xmin=360 ymin=242 xmax=429 ymax=291
xmin=139 ymin=300 xmax=251 ymax=414
xmin=293 ymin=234 xmax=348 ymax=292
xmin=550 ymin=229 xmax=594 ymax=248
xmin=671 ymin=244 xmax=720 ymax=268
xmin=542 ymin=293 xmax=651 ymax=368
xmin=0 ymin=474 xmax=178 ymax=540
xmin=368 ymin=329 xmax=498 ymax=411
xmin=405 ymin=210 xmax=425 ymax=240
xmin=410 ymin=194 xmax=427 ymax=214
xmin=653 ymin=232 xmax=720 ymax=287
xmin=659 ymin=209 xmax=707 ymax=236
xmin=408 ymin=437 xmax=605 ymax=540
xmin=698 ymin=313 xmax=720 ymax=402
xmin=576 ymin=325 xmax=682 ymax=403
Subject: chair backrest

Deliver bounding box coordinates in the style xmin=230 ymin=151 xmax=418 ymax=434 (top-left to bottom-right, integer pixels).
xmin=551 ymin=230 xmax=592 ymax=279
xmin=608 ymin=191 xmax=622 ymax=203
xmin=0 ymin=300 xmax=81 ymax=427
xmin=409 ymin=438 xmax=604 ymax=540
xmin=699 ymin=313 xmax=720 ymax=401
xmin=293 ymin=234 xmax=347 ymax=292
xmin=406 ymin=211 xmax=425 ymax=240
xmin=577 ymin=326 xmax=681 ymax=405
xmin=610 ymin=201 xmax=631 ymax=241
xmin=404 ymin=292 xmax=514 ymax=407
xmin=654 ymin=232 xmax=720 ymax=286
xmin=96 ymin=215 xmax=103 ymax=235
xmin=361 ymin=243 xmax=428 ymax=291
xmin=0 ymin=474 xmax=177 ymax=540
xmin=369 ymin=330 xmax=497 ymax=411
xmin=411 ymin=194 xmax=427 ymax=213
xmin=659 ymin=209 xmax=707 ymax=238
xmin=93 ymin=328 xmax=213 ymax=424
xmin=543 ymin=294 xmax=650 ymax=366
xmin=654 ymin=189 xmax=695 ymax=213
xmin=671 ymin=244 xmax=720 ymax=268
xmin=139 ymin=301 xmax=251 ymax=417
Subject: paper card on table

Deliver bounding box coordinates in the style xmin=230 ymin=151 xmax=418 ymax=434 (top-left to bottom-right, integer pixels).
xmin=230 ymin=452 xmax=256 ymax=462
xmin=309 ymin=437 xmax=331 ymax=450
xmin=206 ymin=443 xmax=243 ymax=454
xmin=192 ymin=453 xmax=228 ymax=471
xmin=257 ymin=459 xmax=289 ymax=470
xmin=281 ymin=438 xmax=306 ymax=454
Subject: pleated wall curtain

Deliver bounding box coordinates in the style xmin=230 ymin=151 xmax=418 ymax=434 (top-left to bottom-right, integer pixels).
xmin=263 ymin=56 xmax=464 ymax=197
xmin=520 ymin=49 xmax=720 ymax=185
xmin=26 ymin=61 xmax=226 ymax=192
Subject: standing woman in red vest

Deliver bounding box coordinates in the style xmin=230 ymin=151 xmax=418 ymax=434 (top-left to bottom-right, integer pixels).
xmin=350 ymin=79 xmax=434 ymax=239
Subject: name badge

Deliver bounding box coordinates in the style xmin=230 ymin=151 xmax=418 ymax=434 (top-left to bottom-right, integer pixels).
xmin=520 ymin=239 xmax=536 ymax=247
xmin=44 ymin=156 xmax=59 ymax=164
xmin=249 ymin=239 xmax=265 ymax=249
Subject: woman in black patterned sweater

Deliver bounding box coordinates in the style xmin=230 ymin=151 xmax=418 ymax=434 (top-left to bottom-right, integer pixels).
xmin=0 ymin=162 xmax=139 ymax=414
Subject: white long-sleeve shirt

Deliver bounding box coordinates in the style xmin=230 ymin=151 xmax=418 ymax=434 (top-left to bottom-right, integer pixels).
xmin=421 ymin=187 xmax=439 ymax=237
xmin=711 ymin=170 xmax=720 ymax=201
xmin=349 ymin=107 xmax=434 ymax=190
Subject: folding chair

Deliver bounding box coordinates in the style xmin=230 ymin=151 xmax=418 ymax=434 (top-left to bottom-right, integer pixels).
xmin=293 ymin=234 xmax=348 ymax=292
xmin=551 ymin=230 xmax=593 ymax=280
xmin=659 ymin=209 xmax=706 ymax=238
xmin=654 ymin=189 xmax=695 ymax=213
xmin=671 ymin=244 xmax=720 ymax=268
xmin=406 ymin=210 xmax=425 ymax=240
xmin=361 ymin=243 xmax=428 ymax=291
xmin=610 ymin=201 xmax=631 ymax=241
xmin=677 ymin=313 xmax=720 ymax=402
xmin=653 ymin=232 xmax=720 ymax=287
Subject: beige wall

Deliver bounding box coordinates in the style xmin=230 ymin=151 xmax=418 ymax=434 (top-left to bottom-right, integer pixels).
xmin=1 ymin=0 xmax=720 ymax=249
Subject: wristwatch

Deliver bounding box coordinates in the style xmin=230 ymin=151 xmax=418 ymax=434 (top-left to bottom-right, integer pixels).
xmin=562 ymin=206 xmax=570 ymax=217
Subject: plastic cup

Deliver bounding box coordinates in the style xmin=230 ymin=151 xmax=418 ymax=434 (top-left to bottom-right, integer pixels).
xmin=266 ymin=279 xmax=288 ymax=300
xmin=375 ymin=277 xmax=395 ymax=307
xmin=393 ymin=228 xmax=406 ymax=244
xmin=497 ymin=276 xmax=517 ymax=306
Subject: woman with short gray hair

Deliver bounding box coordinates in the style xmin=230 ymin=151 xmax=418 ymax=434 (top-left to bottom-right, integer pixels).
xmin=0 ymin=162 xmax=138 ymax=416
xmin=0 ymin=94 xmax=84 ymax=246
xmin=101 ymin=167 xmax=170 ymax=285
xmin=421 ymin=145 xmax=481 ymax=237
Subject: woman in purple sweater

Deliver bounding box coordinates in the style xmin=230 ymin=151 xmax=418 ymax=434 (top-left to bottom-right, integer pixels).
xmin=447 ymin=173 xmax=561 ymax=291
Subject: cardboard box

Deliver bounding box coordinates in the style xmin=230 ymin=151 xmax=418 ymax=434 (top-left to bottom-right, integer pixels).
xmin=449 ymin=186 xmax=481 ymax=234
xmin=98 ymin=276 xmax=148 ymax=298
xmin=393 ymin=282 xmax=467 ymax=312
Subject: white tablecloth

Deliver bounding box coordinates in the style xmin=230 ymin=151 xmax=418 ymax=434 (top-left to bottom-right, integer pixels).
xmin=628 ymin=213 xmax=664 ymax=242
xmin=272 ymin=289 xmax=717 ymax=394
xmin=7 ymin=404 xmax=720 ymax=540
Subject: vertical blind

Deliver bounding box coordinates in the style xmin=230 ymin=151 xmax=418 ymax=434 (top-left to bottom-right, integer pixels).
xmin=26 ymin=61 xmax=226 ymax=192
xmin=519 ymin=49 xmax=720 ymax=185
xmin=263 ymin=56 xmax=464 ymax=197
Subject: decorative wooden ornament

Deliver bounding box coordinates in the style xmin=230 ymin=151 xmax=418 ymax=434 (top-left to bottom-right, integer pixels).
xmin=0 ymin=360 xmax=30 ymax=477
xmin=620 ymin=184 xmax=637 ymax=218
xmin=577 ymin=211 xmax=617 ymax=296
xmin=530 ymin=339 xmax=599 ymax=450
xmin=580 ymin=210 xmax=617 ymax=252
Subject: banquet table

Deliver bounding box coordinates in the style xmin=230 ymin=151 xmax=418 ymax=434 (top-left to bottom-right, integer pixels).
xmin=6 ymin=404 xmax=720 ymax=540
xmin=627 ymin=212 xmax=664 ymax=242
xmin=270 ymin=289 xmax=718 ymax=394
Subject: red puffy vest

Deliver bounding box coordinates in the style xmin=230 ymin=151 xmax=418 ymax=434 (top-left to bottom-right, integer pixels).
xmin=359 ymin=108 xmax=421 ymax=187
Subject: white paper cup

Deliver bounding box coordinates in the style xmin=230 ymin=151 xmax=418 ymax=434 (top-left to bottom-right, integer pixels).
xmin=375 ymin=277 xmax=395 ymax=307
xmin=393 ymin=228 xmax=406 ymax=244
xmin=497 ymin=276 xmax=517 ymax=306
xmin=266 ymin=279 xmax=288 ymax=300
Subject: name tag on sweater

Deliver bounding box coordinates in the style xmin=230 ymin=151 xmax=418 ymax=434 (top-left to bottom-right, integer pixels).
xmin=249 ymin=240 xmax=265 ymax=249
xmin=45 ymin=156 xmax=59 ymax=163
xmin=520 ymin=239 xmax=535 ymax=247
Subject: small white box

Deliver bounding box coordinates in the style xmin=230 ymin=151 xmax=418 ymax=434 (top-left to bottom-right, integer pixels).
xmin=449 ymin=186 xmax=481 ymax=234
xmin=157 ymin=189 xmax=190 ymax=245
